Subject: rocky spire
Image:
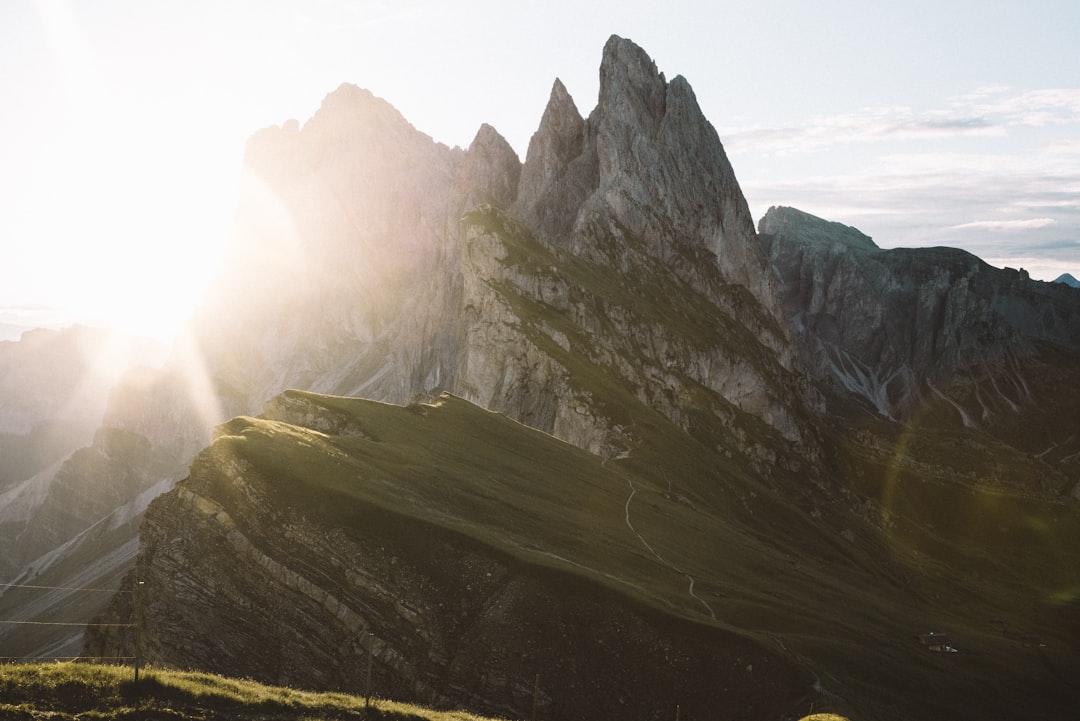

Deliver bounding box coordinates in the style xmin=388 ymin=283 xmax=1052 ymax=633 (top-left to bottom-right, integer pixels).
xmin=585 ymin=37 xmax=765 ymax=289
xmin=513 ymin=78 xmax=595 ymax=241
xmin=456 ymin=123 xmax=522 ymax=211
xmin=514 ymin=35 xmax=789 ymax=339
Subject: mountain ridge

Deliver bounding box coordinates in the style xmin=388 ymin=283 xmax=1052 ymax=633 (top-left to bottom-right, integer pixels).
xmin=759 ymin=204 xmax=1080 ymax=422
xmin=2 ymin=34 xmax=1077 ymax=721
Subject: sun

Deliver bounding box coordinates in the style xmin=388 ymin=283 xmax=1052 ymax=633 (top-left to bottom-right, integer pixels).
xmin=19 ymin=120 xmax=232 ymax=343
xmin=12 ymin=0 xmax=239 ymax=344
xmin=16 ymin=89 xmax=239 ymax=343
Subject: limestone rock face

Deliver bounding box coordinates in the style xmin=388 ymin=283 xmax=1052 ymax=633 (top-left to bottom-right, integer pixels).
xmin=514 ymin=78 xmax=593 ymax=241
xmin=0 ymin=327 xmax=166 ymax=574
xmin=518 ymin=37 xmax=786 ymax=332
xmin=502 ymin=36 xmax=807 ymax=449
xmin=759 ymin=205 xmax=1080 ymax=418
xmin=194 ymin=83 xmax=470 ymax=411
xmin=184 ymin=35 xmax=809 ymax=454
xmin=586 ymin=38 xmax=779 ymax=312
xmin=72 ymin=36 xmax=1080 ymax=721
xmin=455 ymin=123 xmax=522 ymax=212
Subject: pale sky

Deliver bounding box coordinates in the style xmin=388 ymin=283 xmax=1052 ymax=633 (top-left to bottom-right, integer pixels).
xmin=2 ymin=0 xmax=1078 ymax=340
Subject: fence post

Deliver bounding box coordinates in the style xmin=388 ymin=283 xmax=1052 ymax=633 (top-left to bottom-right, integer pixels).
xmin=365 ymin=634 xmax=373 ymax=709
xmin=134 ymin=580 xmax=144 ymax=684
xmin=531 ymin=673 xmax=540 ymax=721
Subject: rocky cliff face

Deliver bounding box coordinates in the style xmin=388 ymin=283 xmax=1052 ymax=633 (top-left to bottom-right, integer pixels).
xmin=87 ymin=385 xmax=1080 ymax=721
xmin=478 ymin=35 xmax=805 ymax=454
xmin=758 ymin=205 xmax=1080 ymax=421
xmin=87 ymin=393 xmax=809 ymax=721
xmin=0 ymin=327 xmax=172 ymax=659
xmin=0 ymin=327 xmax=166 ymax=577
xmin=9 ymin=32 xmax=1079 ymax=721
xmin=182 ymin=35 xmax=811 ymax=458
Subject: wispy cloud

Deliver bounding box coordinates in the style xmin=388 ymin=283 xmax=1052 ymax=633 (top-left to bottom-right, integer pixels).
xmin=719 ymin=109 xmax=1004 ymax=154
xmin=721 ymin=87 xmax=1080 ymax=156
xmin=950 ymin=218 xmax=1058 ymax=232
xmin=741 ymin=156 xmax=1080 ymax=281
xmin=959 ymin=87 xmax=1080 ymax=127
xmin=728 ymin=81 xmax=1080 ymax=280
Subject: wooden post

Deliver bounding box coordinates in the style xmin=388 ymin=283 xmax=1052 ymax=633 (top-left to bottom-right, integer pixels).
xmin=365 ymin=635 xmax=373 ymax=709
xmin=134 ymin=580 xmax=144 ymax=684
xmin=531 ymin=674 xmax=540 ymax=721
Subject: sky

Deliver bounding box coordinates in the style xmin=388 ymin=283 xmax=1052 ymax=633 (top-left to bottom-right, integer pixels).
xmin=2 ymin=0 xmax=1079 ymax=341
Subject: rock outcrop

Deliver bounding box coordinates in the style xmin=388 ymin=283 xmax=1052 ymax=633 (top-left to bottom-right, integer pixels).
xmin=759 ymin=205 xmax=1080 ymax=420
xmin=185 ymin=34 xmax=812 ymax=456
xmin=88 ymin=393 xmax=810 ymax=720
xmin=88 ymin=385 xmax=1080 ymax=721
xmin=4 ymin=33 xmax=1077 ymax=721
xmin=0 ymin=327 xmax=165 ymax=577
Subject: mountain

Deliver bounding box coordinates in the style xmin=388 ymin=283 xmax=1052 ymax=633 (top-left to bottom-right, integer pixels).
xmin=0 ymin=327 xmax=171 ymax=659
xmin=759 ymin=206 xmax=1080 ymax=423
xmin=0 ymin=326 xmax=168 ymax=579
xmin=1054 ymin=272 xmax=1080 ymax=288
xmin=4 ymin=34 xmax=1077 ymax=721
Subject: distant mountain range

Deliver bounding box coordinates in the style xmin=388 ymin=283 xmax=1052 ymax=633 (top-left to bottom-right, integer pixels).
xmin=1055 ymin=272 xmax=1080 ymax=288
xmin=3 ymin=35 xmax=1078 ymax=721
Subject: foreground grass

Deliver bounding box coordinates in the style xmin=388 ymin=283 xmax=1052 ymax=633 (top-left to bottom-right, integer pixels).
xmin=0 ymin=662 xmax=503 ymax=721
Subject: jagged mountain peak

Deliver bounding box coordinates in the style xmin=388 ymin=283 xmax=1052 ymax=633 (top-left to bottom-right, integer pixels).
xmin=512 ymin=34 xmax=781 ymax=326
xmin=7 ymin=33 xmax=1075 ymax=721
xmin=596 ymin=34 xmax=667 ymax=137
xmin=313 ymin=82 xmax=399 ymax=121
xmin=469 ymin=122 xmax=512 ymax=151
xmin=458 ymin=123 xmax=521 ymax=211
xmin=1054 ymin=272 xmax=1080 ymax=288
xmin=299 ymin=81 xmax=442 ymax=157
xmin=548 ymin=77 xmax=576 ymax=110
xmin=513 ymin=78 xmax=590 ymax=239
xmin=759 ymin=205 xmax=879 ymax=252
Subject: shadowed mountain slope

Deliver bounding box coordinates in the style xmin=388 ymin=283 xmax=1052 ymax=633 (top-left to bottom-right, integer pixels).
xmin=3 ymin=34 xmax=1078 ymax=721
xmin=89 ymin=389 xmax=1080 ymax=720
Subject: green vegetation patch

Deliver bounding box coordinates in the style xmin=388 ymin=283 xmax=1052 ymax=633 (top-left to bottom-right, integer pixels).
xmin=0 ymin=662 xmax=504 ymax=721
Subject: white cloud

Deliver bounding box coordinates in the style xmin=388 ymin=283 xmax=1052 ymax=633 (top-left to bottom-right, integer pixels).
xmin=721 ymin=86 xmax=1080 ymax=157
xmin=964 ymin=88 xmax=1080 ymax=127
xmin=719 ymin=108 xmax=1004 ymax=155
xmin=951 ymin=218 xmax=1058 ymax=232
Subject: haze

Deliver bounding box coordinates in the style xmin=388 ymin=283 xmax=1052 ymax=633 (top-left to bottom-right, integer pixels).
xmin=1 ymin=0 xmax=1078 ymax=340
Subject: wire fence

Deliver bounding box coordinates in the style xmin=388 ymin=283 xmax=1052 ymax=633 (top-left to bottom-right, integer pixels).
xmin=0 ymin=620 xmax=133 ymax=627
xmin=0 ymin=579 xmax=136 ymax=667
xmin=0 ymin=581 xmax=132 ymax=594
xmin=1 ymin=656 xmax=135 ymax=663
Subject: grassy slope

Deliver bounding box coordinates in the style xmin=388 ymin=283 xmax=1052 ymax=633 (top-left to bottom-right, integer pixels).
xmin=129 ymin=208 xmax=1077 ymax=719
xmin=0 ymin=662 xmax=500 ymax=721
xmin=211 ymin=387 xmax=1079 ymax=720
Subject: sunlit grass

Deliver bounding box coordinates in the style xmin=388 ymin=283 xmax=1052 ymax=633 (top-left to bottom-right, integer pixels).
xmin=0 ymin=662 xmax=505 ymax=721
